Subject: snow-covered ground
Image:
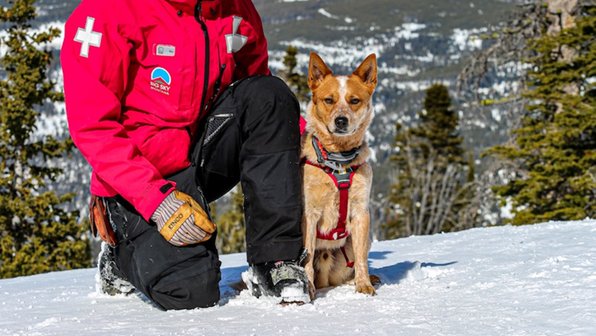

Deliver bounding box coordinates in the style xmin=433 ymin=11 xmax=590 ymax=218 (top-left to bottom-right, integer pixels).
xmin=1 ymin=220 xmax=595 ymax=335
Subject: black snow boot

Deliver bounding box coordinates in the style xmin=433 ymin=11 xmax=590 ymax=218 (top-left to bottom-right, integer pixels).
xmin=97 ymin=242 xmax=135 ymax=296
xmin=242 ymin=254 xmax=310 ymax=304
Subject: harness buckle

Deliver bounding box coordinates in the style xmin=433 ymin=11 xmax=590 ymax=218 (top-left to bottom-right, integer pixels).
xmin=323 ymin=160 xmax=343 ymax=172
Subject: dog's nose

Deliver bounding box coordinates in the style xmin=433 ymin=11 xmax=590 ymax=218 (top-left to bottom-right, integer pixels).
xmin=334 ymin=117 xmax=349 ymax=131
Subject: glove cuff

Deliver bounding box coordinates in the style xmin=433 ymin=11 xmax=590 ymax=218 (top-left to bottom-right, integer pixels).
xmin=151 ymin=191 xmax=183 ymax=225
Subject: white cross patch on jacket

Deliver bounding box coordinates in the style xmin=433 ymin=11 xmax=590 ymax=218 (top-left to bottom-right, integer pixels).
xmin=74 ymin=16 xmax=102 ymax=58
xmin=225 ymin=16 xmax=247 ymax=53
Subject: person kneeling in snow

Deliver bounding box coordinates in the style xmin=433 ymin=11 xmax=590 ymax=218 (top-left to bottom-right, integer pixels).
xmin=61 ymin=0 xmax=308 ymax=310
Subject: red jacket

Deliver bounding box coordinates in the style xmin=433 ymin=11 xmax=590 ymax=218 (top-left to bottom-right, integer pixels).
xmin=61 ymin=0 xmax=270 ymax=220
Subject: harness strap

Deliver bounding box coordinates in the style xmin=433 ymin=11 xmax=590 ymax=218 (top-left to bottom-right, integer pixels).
xmin=303 ymin=136 xmax=364 ymax=268
xmin=340 ymin=246 xmax=355 ymax=268
xmin=303 ymin=159 xmax=359 ymax=268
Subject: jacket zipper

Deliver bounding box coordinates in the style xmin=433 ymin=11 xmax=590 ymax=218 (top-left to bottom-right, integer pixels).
xmin=189 ymin=1 xmax=209 ymax=168
xmin=194 ymin=0 xmax=210 ymax=117
xmin=204 ymin=63 xmax=226 ymax=112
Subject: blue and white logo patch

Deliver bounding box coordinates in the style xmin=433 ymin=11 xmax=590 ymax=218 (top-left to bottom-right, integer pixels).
xmin=150 ymin=67 xmax=171 ymax=95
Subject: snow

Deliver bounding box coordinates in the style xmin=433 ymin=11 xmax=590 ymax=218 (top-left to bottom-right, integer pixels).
xmin=270 ymin=22 xmax=428 ymax=73
xmin=450 ymin=28 xmax=485 ymax=52
xmin=318 ymin=9 xmax=339 ymax=20
xmin=1 ymin=220 xmax=595 ymax=335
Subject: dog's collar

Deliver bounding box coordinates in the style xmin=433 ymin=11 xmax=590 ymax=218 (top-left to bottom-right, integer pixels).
xmin=312 ymin=136 xmax=361 ymax=172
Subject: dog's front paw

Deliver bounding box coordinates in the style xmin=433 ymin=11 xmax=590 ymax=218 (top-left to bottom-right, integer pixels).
xmin=355 ymin=282 xmax=376 ymax=296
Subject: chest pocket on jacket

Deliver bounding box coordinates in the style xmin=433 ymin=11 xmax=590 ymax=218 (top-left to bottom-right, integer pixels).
xmin=135 ymin=27 xmax=197 ymax=121
xmin=149 ymin=48 xmax=194 ymax=111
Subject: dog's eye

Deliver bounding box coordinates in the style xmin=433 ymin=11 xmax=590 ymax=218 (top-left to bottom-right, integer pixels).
xmin=324 ymin=97 xmax=334 ymax=105
xmin=350 ymin=98 xmax=361 ymax=105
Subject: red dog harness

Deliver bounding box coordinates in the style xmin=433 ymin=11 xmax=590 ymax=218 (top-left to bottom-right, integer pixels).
xmin=303 ymin=136 xmax=362 ymax=268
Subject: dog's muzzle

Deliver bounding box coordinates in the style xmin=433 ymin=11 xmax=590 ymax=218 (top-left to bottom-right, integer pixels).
xmin=334 ymin=116 xmax=349 ymax=134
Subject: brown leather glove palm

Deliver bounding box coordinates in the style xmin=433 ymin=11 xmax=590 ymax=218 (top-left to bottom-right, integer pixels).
xmin=151 ymin=190 xmax=216 ymax=246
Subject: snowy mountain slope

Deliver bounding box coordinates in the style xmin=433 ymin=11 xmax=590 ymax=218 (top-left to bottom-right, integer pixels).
xmin=1 ymin=220 xmax=595 ymax=336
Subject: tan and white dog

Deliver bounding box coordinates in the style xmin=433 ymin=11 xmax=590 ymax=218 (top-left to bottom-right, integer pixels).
xmin=301 ymin=52 xmax=378 ymax=299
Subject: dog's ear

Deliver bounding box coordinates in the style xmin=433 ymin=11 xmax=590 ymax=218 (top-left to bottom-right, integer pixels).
xmin=308 ymin=52 xmax=333 ymax=91
xmin=353 ymin=53 xmax=377 ymax=92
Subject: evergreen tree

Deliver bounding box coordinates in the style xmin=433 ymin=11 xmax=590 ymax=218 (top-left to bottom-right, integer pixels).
xmin=385 ymin=84 xmax=477 ymax=238
xmin=487 ymin=8 xmax=595 ymax=225
xmin=215 ymin=186 xmax=246 ymax=254
xmin=384 ymin=123 xmax=414 ymax=239
xmin=278 ymin=45 xmax=309 ymax=104
xmin=0 ymin=0 xmax=90 ymax=278
xmin=411 ymin=84 xmax=465 ymax=165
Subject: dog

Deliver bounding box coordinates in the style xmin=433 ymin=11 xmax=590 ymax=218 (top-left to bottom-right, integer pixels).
xmin=301 ymin=52 xmax=378 ymax=300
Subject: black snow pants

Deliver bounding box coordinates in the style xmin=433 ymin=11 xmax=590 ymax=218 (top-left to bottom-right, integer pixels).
xmin=105 ymin=76 xmax=304 ymax=310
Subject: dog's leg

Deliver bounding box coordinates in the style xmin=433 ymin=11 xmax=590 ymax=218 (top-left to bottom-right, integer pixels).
xmin=302 ymin=214 xmax=318 ymax=300
xmin=351 ymin=211 xmax=375 ymax=295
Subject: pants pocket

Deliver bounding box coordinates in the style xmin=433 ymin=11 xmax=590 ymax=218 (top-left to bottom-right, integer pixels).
xmin=203 ymin=114 xmax=235 ymax=147
xmin=196 ymin=112 xmax=235 ymax=168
